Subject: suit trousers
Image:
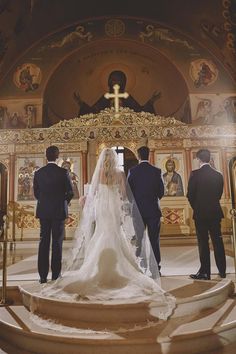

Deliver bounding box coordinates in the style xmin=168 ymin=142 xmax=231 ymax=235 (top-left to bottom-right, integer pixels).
xmin=135 ymin=216 xmax=161 ymax=270
xmin=38 ymin=218 xmax=65 ymax=281
xmin=194 ymin=218 xmax=226 ymax=277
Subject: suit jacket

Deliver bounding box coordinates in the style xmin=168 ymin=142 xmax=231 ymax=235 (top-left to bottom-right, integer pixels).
xmin=33 ymin=163 xmax=74 ymax=220
xmin=128 ymin=162 xmax=164 ymax=218
xmin=187 ymin=164 xmax=224 ymax=220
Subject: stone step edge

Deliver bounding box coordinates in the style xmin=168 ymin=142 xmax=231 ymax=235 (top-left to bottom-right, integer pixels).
xmin=0 ymin=307 xmax=236 ymax=344
xmin=19 ymin=279 xmax=234 ymax=308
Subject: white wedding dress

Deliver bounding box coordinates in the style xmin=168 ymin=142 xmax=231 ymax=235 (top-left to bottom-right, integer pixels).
xmin=38 ymin=148 xmax=175 ymax=320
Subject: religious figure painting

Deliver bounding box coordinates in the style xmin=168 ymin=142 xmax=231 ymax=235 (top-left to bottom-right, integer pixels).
xmin=155 ymin=153 xmax=185 ymax=197
xmin=13 ymin=63 xmax=42 ymax=92
xmin=17 ymin=157 xmax=44 ymax=201
xmin=87 ymin=130 xmax=96 ymax=139
xmin=192 ymin=151 xmax=221 ymax=172
xmin=39 ymin=25 xmax=92 ymax=52
xmin=162 ymin=127 xmax=174 ymax=138
xmin=138 ymin=128 xmax=148 ymax=138
xmin=58 ymin=156 xmax=82 ymax=199
xmin=7 ymin=112 xmax=26 ymax=129
xmin=190 ymin=94 xmax=236 ymax=124
xmin=190 ymin=59 xmax=218 ymax=88
xmin=139 ymin=24 xmax=195 ymax=51
xmin=73 ymin=70 xmax=161 ymax=115
xmin=24 ymin=104 xmax=37 ymax=128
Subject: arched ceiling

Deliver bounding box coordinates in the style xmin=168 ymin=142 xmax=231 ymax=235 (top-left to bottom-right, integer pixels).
xmin=44 ymin=39 xmax=190 ymax=124
xmin=0 ymin=0 xmax=235 ymax=126
xmin=0 ymin=0 xmax=235 ymax=83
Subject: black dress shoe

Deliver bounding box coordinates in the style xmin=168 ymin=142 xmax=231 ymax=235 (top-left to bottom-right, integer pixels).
xmin=218 ymin=272 xmax=226 ymax=278
xmin=39 ymin=279 xmax=47 ymax=284
xmin=189 ymin=272 xmax=210 ymax=280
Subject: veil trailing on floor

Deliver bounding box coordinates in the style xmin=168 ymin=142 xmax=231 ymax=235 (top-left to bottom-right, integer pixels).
xmin=36 ymin=148 xmax=175 ymax=320
xmin=65 ymin=148 xmax=160 ymax=280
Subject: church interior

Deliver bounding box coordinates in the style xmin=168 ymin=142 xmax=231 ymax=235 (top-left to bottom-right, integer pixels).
xmin=0 ymin=0 xmax=236 ymax=353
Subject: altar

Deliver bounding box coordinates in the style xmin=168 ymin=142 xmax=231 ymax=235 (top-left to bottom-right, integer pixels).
xmin=0 ymin=107 xmax=235 ymax=243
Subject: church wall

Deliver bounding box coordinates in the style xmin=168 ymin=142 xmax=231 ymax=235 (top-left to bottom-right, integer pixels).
xmin=0 ymin=133 xmax=87 ymax=242
xmin=0 ymin=98 xmax=43 ymax=129
xmin=0 ymin=16 xmax=235 ymax=128
xmin=0 ymin=7 xmax=235 ymax=244
xmin=0 ymin=115 xmax=235 ymax=243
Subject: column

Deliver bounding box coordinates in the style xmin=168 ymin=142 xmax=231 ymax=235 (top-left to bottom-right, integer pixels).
xmin=185 ymin=148 xmax=192 ymax=181
xmin=82 ymin=151 xmax=88 ymax=186
xmin=9 ymin=153 xmax=16 ymax=243
xmin=221 ymin=148 xmax=230 ymax=199
xmin=149 ymin=149 xmax=155 ymax=165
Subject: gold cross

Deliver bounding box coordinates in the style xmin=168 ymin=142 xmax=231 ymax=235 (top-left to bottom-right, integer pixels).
xmin=104 ymin=84 xmax=129 ymax=115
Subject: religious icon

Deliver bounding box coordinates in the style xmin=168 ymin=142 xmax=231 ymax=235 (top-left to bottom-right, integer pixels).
xmin=139 ymin=129 xmax=147 ymax=138
xmin=13 ymin=63 xmax=42 ymax=92
xmin=24 ymin=104 xmax=37 ymax=128
xmin=48 ymin=25 xmax=92 ymax=49
xmin=114 ymin=130 xmax=121 ymax=139
xmin=9 ymin=112 xmax=26 ymax=129
xmin=37 ymin=132 xmax=45 ymax=141
xmin=190 ymin=59 xmax=218 ymax=88
xmin=0 ymin=106 xmax=6 ymax=128
xmin=190 ymin=128 xmax=198 ymax=137
xmin=163 ymin=158 xmax=184 ymax=196
xmin=60 ymin=158 xmax=80 ymax=199
xmin=17 ymin=158 xmax=43 ymax=200
xmin=194 ymin=98 xmax=212 ymax=124
xmin=62 ymin=131 xmax=71 ymax=140
xmin=88 ymin=130 xmax=96 ymax=139
xmin=163 ymin=128 xmax=174 ymax=138
xmin=73 ymin=70 xmax=161 ymax=115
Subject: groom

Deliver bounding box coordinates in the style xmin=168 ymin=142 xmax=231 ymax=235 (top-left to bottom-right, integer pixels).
xmin=128 ymin=146 xmax=164 ymax=271
xmin=33 ymin=145 xmax=74 ymax=283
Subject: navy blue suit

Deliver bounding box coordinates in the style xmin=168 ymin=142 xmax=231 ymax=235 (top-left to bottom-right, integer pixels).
xmin=33 ymin=163 xmax=74 ymax=281
xmin=128 ymin=161 xmax=164 ymax=269
xmin=187 ymin=164 xmax=226 ymax=277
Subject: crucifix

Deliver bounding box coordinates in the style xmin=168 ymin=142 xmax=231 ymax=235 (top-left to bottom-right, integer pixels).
xmin=104 ymin=84 xmax=129 ymax=117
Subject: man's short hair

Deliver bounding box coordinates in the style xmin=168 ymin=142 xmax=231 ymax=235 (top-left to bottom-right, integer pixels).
xmin=137 ymin=146 xmax=149 ymax=160
xmin=46 ymin=145 xmax=59 ymax=161
xmin=196 ymin=149 xmax=210 ymax=163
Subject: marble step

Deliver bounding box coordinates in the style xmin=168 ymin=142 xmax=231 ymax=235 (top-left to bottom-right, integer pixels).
xmin=19 ymin=277 xmax=234 ymax=329
xmin=0 ymin=298 xmax=236 ymax=354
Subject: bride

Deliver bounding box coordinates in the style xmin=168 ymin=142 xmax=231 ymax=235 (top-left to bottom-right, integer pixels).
xmin=39 ymin=148 xmax=175 ymax=320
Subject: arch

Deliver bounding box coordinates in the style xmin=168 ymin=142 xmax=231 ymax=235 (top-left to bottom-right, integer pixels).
xmin=43 ymin=37 xmax=189 ymax=125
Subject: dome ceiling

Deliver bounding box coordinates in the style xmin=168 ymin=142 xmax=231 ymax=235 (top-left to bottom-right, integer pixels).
xmin=0 ymin=0 xmax=235 ymax=126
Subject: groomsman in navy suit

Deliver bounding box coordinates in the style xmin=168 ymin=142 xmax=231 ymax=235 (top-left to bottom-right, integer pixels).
xmin=128 ymin=146 xmax=164 ymax=271
xmin=187 ymin=149 xmax=226 ymax=280
xmin=33 ymin=146 xmax=74 ymax=283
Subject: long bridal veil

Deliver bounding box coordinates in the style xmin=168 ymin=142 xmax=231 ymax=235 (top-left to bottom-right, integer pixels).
xmin=66 ymin=148 xmax=160 ymax=281
xmin=37 ymin=148 xmax=175 ymax=320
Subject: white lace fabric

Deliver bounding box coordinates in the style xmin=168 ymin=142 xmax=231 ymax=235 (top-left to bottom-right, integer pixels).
xmin=34 ymin=148 xmax=175 ymax=321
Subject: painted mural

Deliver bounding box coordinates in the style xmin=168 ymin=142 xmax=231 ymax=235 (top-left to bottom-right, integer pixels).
xmin=190 ymin=94 xmax=236 ymax=124
xmin=58 ymin=156 xmax=82 ymax=199
xmin=190 ymin=59 xmax=218 ymax=88
xmin=17 ymin=157 xmax=44 ymax=201
xmin=155 ymin=153 xmax=185 ymax=197
xmin=13 ymin=63 xmax=41 ymax=92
